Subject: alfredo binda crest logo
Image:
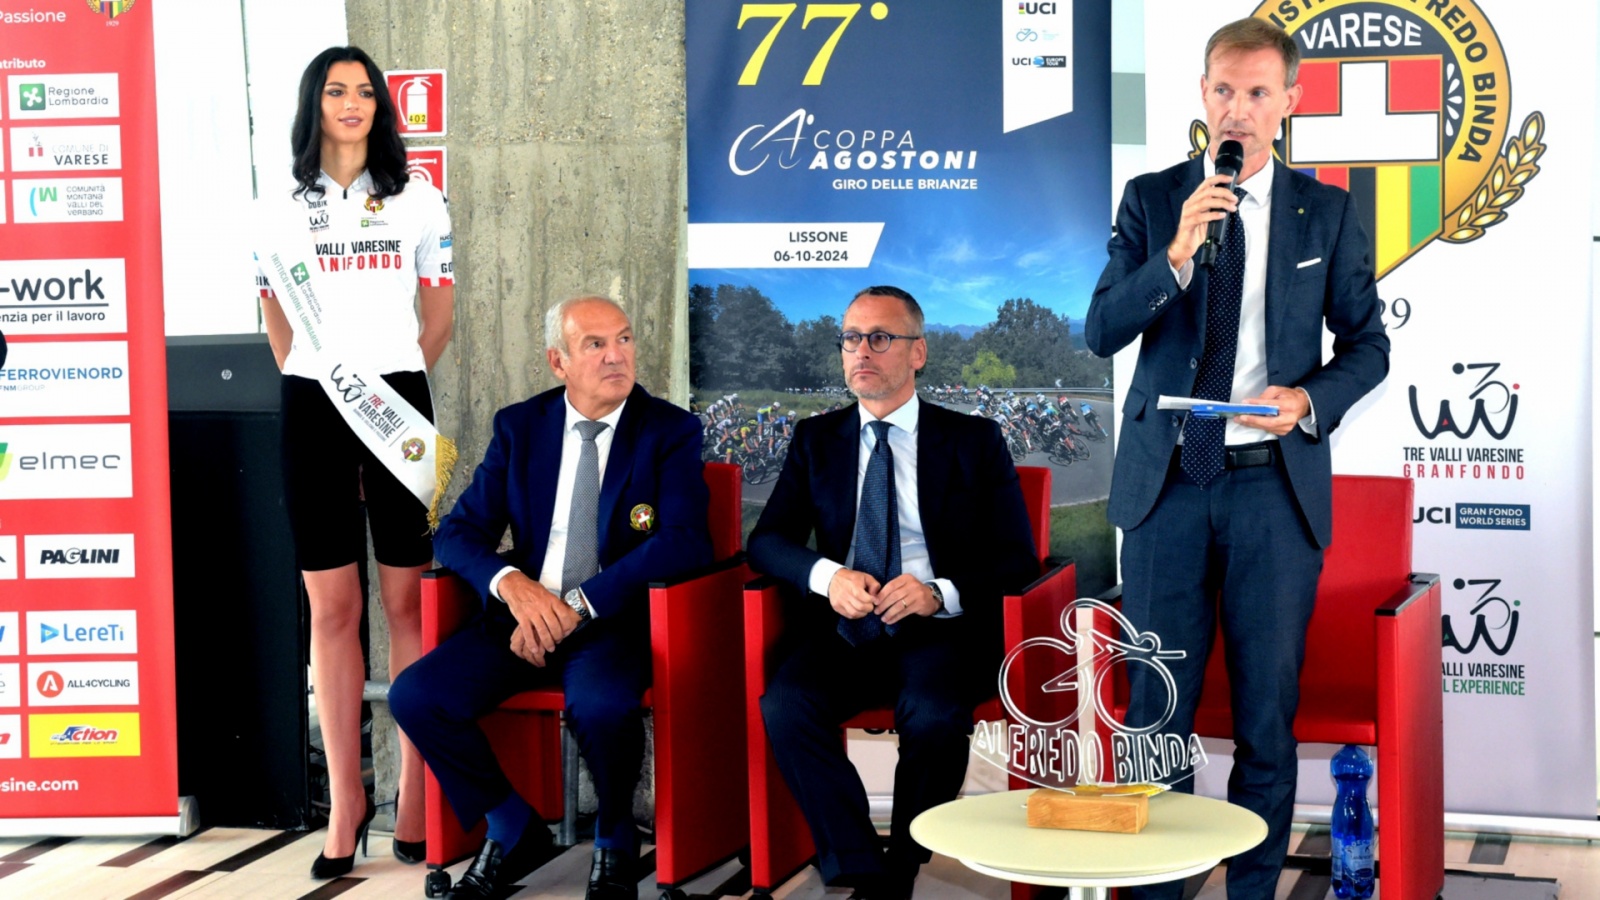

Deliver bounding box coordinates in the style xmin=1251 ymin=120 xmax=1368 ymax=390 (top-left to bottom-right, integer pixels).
xmin=1186 ymin=1 xmax=1546 ymax=280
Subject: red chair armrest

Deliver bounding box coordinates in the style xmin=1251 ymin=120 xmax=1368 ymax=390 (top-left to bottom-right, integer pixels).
xmin=421 ymin=567 xmax=480 ymax=653
xmin=1375 ymin=573 xmax=1445 ymax=900
xmin=1002 ymin=560 xmax=1077 ymax=651
xmin=649 ymin=555 xmax=753 ymax=885
xmin=743 ymin=576 xmax=786 ymax=713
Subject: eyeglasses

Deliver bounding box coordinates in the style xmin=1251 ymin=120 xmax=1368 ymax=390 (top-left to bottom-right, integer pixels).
xmin=837 ymin=330 xmax=922 ymax=353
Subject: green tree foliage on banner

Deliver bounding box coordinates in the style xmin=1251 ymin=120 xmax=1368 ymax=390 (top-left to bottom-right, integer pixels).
xmin=960 ymin=349 xmax=1017 ymax=388
xmin=690 ymin=284 xmax=1109 ymax=391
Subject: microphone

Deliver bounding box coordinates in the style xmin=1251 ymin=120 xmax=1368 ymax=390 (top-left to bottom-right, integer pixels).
xmin=1196 ymin=139 xmax=1245 ymax=268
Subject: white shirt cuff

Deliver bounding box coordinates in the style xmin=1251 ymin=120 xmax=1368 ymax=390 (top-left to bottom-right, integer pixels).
xmin=1296 ymin=387 xmax=1318 ymax=435
xmin=808 ymin=558 xmax=846 ymax=598
xmin=488 ymin=565 xmax=518 ymax=602
xmin=931 ymin=578 xmax=962 ymax=618
xmin=1170 ymin=258 xmax=1194 ymax=290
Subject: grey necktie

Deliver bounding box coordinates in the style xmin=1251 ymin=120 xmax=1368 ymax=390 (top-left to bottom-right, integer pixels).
xmin=562 ymin=420 xmax=609 ymax=593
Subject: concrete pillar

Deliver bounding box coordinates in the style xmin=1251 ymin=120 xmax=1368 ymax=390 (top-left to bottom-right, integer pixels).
xmin=345 ymin=0 xmax=688 ymax=833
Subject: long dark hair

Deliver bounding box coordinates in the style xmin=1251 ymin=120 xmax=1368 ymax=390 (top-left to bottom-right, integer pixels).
xmin=290 ymin=46 xmax=409 ymax=201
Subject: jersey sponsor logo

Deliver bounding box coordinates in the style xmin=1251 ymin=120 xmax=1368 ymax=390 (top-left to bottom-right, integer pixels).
xmin=313 ymin=239 xmax=407 ymax=273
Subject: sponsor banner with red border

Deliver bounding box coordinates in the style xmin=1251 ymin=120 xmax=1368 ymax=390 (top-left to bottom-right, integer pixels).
xmin=0 ymin=2 xmax=176 ymax=823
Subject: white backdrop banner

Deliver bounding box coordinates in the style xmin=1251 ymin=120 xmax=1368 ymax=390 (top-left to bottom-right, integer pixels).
xmin=1141 ymin=0 xmax=1597 ymax=819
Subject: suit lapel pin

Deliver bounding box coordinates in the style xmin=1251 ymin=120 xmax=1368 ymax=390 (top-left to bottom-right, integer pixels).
xmin=630 ymin=503 xmax=656 ymax=533
xmin=1298 ymin=208 xmax=1305 ymax=214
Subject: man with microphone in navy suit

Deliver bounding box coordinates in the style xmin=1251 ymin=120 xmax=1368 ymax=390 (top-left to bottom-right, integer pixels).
xmin=1086 ymin=18 xmax=1389 ymax=899
xmin=749 ymin=286 xmax=1038 ymax=900
xmin=390 ymin=295 xmax=712 ymax=900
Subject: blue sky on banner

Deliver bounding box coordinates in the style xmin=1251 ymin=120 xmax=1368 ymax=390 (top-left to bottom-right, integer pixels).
xmin=686 ymin=0 xmax=1110 ymax=329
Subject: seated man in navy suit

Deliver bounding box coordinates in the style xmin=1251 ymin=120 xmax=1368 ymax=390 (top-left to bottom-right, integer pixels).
xmin=390 ymin=295 xmax=712 ymax=900
xmin=749 ymin=286 xmax=1038 ymax=900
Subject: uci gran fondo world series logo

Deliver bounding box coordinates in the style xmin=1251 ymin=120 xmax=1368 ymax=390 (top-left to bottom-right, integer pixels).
xmin=1185 ymin=0 xmax=1545 ymax=282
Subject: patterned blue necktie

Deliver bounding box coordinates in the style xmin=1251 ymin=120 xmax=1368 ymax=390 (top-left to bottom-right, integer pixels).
xmin=838 ymin=419 xmax=901 ymax=645
xmin=1181 ymin=186 xmax=1247 ymax=487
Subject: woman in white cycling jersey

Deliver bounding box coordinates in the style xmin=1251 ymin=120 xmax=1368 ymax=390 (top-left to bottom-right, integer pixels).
xmin=258 ymin=46 xmax=454 ymax=880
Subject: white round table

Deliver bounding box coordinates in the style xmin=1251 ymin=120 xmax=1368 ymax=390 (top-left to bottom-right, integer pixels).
xmin=910 ymin=790 xmax=1268 ymax=900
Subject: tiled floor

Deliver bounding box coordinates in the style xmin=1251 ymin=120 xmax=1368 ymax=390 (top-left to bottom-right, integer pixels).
xmin=0 ymin=822 xmax=1586 ymax=899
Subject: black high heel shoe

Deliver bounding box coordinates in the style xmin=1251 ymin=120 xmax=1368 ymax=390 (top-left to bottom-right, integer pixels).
xmin=310 ymin=796 xmax=376 ymax=879
xmin=390 ymin=791 xmax=427 ymax=864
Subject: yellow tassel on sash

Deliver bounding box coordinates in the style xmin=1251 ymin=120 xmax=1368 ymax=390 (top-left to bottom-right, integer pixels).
xmin=428 ymin=433 xmax=459 ymax=532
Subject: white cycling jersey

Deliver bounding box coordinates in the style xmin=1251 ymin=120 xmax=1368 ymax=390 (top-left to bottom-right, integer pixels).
xmin=257 ymin=169 xmax=453 ymax=378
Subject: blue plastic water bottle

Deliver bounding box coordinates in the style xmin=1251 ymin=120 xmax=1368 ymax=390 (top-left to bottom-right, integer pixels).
xmin=1330 ymin=744 xmax=1376 ymax=899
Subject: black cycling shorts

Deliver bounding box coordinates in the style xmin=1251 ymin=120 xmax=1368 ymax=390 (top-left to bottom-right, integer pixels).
xmin=281 ymin=371 xmax=436 ymax=572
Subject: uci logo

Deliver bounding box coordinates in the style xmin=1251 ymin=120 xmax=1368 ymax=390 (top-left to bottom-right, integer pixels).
xmin=1443 ymin=578 xmax=1519 ymax=656
xmin=1408 ymin=362 xmax=1517 ymax=440
xmin=1017 ymin=2 xmax=1057 ymax=13
xmin=1415 ymin=506 xmax=1451 ymax=525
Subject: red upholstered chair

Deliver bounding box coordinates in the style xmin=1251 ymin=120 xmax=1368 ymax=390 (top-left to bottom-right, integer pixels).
xmin=419 ymin=462 xmax=750 ymax=898
xmin=742 ymin=466 xmax=1073 ymax=898
xmin=1109 ymin=474 xmax=1443 ymax=900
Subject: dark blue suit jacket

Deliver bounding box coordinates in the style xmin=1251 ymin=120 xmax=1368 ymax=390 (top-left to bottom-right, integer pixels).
xmin=747 ymin=401 xmax=1038 ymax=654
xmin=1085 ymin=157 xmax=1390 ymax=548
xmin=434 ymin=383 xmax=712 ymax=620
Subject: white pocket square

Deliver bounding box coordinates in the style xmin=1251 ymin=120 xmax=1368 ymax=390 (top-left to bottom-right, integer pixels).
xmin=1296 ymin=257 xmax=1323 ymax=269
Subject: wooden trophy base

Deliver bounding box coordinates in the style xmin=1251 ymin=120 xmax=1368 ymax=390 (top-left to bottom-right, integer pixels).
xmin=1026 ymin=788 xmax=1150 ymax=834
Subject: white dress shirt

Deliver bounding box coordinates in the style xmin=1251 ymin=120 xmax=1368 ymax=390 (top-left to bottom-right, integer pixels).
xmin=487 ymin=394 xmax=628 ymax=615
xmin=1171 ymin=154 xmax=1317 ymax=444
xmin=805 ymin=395 xmax=962 ymax=616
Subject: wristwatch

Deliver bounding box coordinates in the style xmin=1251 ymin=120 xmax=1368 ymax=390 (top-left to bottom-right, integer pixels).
xmin=925 ymin=581 xmax=944 ymax=611
xmin=563 ymin=588 xmax=592 ymax=623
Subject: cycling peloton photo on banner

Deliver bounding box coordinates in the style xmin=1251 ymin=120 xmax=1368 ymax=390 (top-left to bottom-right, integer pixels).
xmin=686 ymin=0 xmax=1116 ymax=590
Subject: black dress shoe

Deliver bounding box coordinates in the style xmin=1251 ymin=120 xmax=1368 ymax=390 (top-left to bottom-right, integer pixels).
xmin=447 ymin=827 xmax=560 ymax=899
xmin=585 ymin=847 xmax=636 ymax=900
